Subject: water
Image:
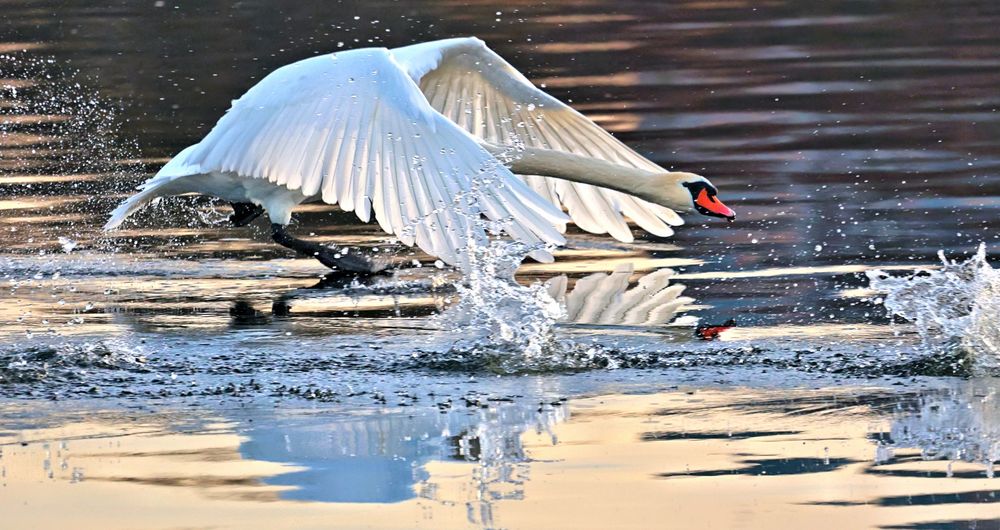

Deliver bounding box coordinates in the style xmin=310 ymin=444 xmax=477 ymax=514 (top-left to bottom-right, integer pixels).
xmin=1 ymin=1 xmax=999 ymax=528
xmin=870 ymin=244 xmax=1000 ymax=373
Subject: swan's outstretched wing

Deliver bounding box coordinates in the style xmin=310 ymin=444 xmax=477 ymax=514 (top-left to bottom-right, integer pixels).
xmin=392 ymin=37 xmax=684 ymax=243
xmin=174 ymin=48 xmax=568 ymax=266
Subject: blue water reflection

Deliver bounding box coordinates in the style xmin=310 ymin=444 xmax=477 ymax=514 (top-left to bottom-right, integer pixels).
xmin=238 ymin=402 xmax=567 ymax=503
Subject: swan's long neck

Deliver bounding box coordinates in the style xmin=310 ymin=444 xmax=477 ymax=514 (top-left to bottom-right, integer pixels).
xmin=482 ymin=143 xmax=668 ymax=204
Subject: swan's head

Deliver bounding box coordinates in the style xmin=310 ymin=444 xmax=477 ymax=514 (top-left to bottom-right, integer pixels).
xmin=650 ymin=172 xmax=735 ymax=222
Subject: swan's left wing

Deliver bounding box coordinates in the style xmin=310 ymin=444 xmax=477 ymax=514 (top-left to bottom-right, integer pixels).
xmin=391 ymin=37 xmax=684 ymax=243
xmin=174 ymin=48 xmax=567 ymax=266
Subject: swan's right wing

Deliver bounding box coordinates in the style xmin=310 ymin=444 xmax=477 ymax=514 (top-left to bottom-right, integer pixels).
xmin=170 ymin=48 xmax=567 ymax=266
xmin=392 ymin=38 xmax=684 ymax=243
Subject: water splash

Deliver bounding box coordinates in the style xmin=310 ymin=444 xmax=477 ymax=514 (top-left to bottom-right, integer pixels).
xmin=433 ymin=239 xmax=566 ymax=364
xmin=0 ymin=54 xmax=131 ymax=175
xmin=0 ymin=52 xmax=141 ymax=257
xmin=0 ymin=338 xmax=147 ymax=386
xmin=867 ymin=244 xmax=999 ymax=373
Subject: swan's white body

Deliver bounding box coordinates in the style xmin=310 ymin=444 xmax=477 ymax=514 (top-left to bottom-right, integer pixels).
xmin=108 ymin=38 xmax=724 ymax=265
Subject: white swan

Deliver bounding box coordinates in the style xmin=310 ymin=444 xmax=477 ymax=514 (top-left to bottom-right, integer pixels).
xmin=105 ymin=37 xmax=735 ymax=272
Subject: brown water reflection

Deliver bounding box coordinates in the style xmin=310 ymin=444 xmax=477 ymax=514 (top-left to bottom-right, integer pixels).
xmin=3 ymin=387 xmax=999 ymax=529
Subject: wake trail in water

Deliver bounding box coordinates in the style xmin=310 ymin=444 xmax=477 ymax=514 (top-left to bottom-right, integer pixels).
xmin=0 ymin=338 xmax=148 ymax=386
xmin=868 ymin=244 xmax=999 ymax=373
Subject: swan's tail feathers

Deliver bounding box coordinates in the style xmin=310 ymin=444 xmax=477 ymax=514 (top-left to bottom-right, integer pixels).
xmin=104 ymin=144 xmax=203 ymax=231
xmin=104 ymin=184 xmax=165 ymax=230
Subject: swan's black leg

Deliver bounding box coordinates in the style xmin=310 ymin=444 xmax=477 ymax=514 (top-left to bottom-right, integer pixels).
xmin=270 ymin=223 xmax=388 ymax=274
xmin=229 ymin=202 xmax=264 ymax=227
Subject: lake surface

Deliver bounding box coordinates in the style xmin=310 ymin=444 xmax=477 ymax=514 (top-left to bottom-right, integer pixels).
xmin=1 ymin=1 xmax=999 ymax=528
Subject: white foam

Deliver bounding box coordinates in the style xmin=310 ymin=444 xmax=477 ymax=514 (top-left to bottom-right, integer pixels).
xmin=868 ymin=244 xmax=999 ymax=372
xmin=435 ymin=239 xmax=564 ymax=359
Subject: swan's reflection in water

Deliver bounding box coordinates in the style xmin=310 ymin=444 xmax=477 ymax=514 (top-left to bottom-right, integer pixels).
xmin=872 ymin=381 xmax=1000 ymax=477
xmin=544 ymin=265 xmax=694 ymax=326
xmin=266 ymin=262 xmax=698 ymax=328
xmin=238 ymin=400 xmax=566 ymax=525
xmin=4 ymin=384 xmax=1000 ymax=529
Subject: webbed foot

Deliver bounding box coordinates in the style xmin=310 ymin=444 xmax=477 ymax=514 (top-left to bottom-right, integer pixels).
xmin=229 ymin=202 xmax=264 ymax=227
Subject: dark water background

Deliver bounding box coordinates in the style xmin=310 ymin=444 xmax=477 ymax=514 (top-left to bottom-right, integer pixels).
xmin=1 ymin=2 xmax=999 ymax=527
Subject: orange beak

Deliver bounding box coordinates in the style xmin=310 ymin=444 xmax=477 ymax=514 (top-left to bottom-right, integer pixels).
xmin=695 ymin=189 xmax=736 ymax=221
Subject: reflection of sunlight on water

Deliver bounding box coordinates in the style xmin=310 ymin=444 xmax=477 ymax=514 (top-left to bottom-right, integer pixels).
xmin=0 ymin=197 xmax=72 ymax=210
xmin=676 ymin=263 xmax=921 ymax=281
xmin=520 ymin=255 xmax=700 ymax=274
xmin=527 ymin=41 xmax=642 ymax=53
xmin=4 ymin=386 xmax=1000 ymax=529
xmin=721 ymin=323 xmax=903 ymax=342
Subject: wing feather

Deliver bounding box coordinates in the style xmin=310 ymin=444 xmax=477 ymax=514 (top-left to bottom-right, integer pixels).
xmin=170 ymin=48 xmax=566 ymax=266
xmin=393 ymin=38 xmax=685 ymax=241
xmin=350 ymin=101 xmax=375 ymax=221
